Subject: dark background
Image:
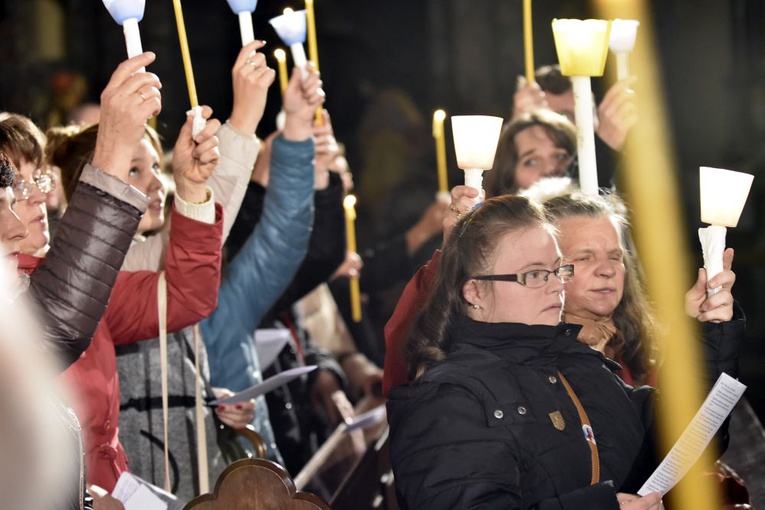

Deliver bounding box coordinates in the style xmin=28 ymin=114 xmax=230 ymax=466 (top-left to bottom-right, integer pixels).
xmin=2 ymin=0 xmax=764 ymax=422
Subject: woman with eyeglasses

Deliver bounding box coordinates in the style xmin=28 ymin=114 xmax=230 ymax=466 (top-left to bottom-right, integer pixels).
xmin=0 ymin=113 xmax=55 ymax=260
xmin=388 ymin=195 xmax=661 ymax=509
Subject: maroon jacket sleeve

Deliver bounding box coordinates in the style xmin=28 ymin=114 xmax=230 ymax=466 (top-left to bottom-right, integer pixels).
xmin=382 ymin=249 xmax=440 ymax=396
xmin=105 ymin=205 xmax=224 ymax=344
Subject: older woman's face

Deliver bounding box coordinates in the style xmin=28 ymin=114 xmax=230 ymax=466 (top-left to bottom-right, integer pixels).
xmin=556 ymin=215 xmax=625 ymax=319
xmin=513 ymin=125 xmax=571 ymax=191
xmin=14 ymin=159 xmax=50 ymax=256
xmin=0 ymin=187 xmax=27 ymax=256
xmin=464 ymin=225 xmax=565 ymax=326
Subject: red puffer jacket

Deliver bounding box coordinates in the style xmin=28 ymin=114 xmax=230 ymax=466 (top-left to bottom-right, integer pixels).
xmin=60 ymin=205 xmax=223 ymax=491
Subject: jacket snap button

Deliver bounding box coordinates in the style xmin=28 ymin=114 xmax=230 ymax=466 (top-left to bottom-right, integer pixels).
xmin=494 ymin=409 xmax=504 ymax=419
xmin=517 ymin=406 xmax=527 ymax=415
xmin=564 ymin=329 xmax=573 ymax=337
xmin=548 ymin=375 xmax=558 ymax=384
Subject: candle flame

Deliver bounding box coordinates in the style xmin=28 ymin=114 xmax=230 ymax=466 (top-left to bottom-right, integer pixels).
xmin=274 ymin=48 xmax=286 ymax=60
xmin=284 ymin=7 xmax=294 ymax=14
xmin=433 ymin=109 xmax=446 ymax=122
xmin=343 ymin=195 xmax=357 ymax=209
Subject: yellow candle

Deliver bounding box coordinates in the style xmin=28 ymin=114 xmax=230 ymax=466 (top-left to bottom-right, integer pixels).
xmin=523 ymin=0 xmax=534 ymax=83
xmin=305 ymin=0 xmax=319 ymax=72
xmin=433 ymin=109 xmax=448 ymax=193
xmin=305 ymin=0 xmax=323 ymax=125
xmin=343 ymin=195 xmax=362 ymax=323
xmin=171 ymin=0 xmax=198 ymax=108
xmin=274 ymin=48 xmax=288 ymax=96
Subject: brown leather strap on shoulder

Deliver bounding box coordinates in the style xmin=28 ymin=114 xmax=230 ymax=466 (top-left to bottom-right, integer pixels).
xmin=558 ymin=371 xmax=600 ymax=484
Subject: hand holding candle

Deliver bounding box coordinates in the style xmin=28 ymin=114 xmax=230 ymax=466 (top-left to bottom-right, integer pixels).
xmin=698 ymin=166 xmax=753 ymax=295
xmin=269 ymin=9 xmax=309 ymax=80
xmin=226 ymin=0 xmax=258 ymax=46
xmin=432 ymin=109 xmax=449 ymax=200
xmin=229 ymin=41 xmax=274 ymax=136
xmin=344 ymin=195 xmax=362 ymax=323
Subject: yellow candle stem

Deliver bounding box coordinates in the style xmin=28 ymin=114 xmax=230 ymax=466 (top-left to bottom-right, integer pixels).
xmin=305 ymin=0 xmax=319 ymax=72
xmin=172 ymin=0 xmax=198 ymax=108
xmin=433 ymin=109 xmax=448 ymax=193
xmin=274 ymin=48 xmax=288 ymax=96
xmin=344 ymin=195 xmax=361 ymax=322
xmin=523 ymin=0 xmax=534 ymax=83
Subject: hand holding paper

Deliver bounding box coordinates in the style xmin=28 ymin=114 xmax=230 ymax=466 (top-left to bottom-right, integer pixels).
xmin=638 ymin=373 xmax=746 ymax=496
xmin=208 ymin=366 xmax=317 ymax=406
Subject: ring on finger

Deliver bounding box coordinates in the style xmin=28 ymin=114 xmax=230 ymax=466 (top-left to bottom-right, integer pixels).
xmin=137 ymin=91 xmax=147 ymax=102
xmin=245 ymin=59 xmax=256 ymax=67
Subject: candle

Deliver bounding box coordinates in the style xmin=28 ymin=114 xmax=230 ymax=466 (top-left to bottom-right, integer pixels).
xmin=609 ymin=19 xmax=640 ymax=81
xmin=523 ymin=0 xmax=534 ymax=83
xmin=274 ymin=48 xmax=288 ymax=96
xmin=226 ymin=0 xmax=258 ymax=46
xmin=171 ymin=0 xmax=198 ymax=108
xmin=432 ymin=109 xmax=448 ymax=194
xmin=305 ymin=0 xmax=323 ymax=125
xmin=698 ymin=166 xmax=753 ymax=294
xmin=551 ymin=18 xmax=611 ymax=196
xmin=101 ymin=0 xmax=146 ymax=68
xmin=305 ymin=0 xmax=319 ymax=72
xmin=343 ymin=195 xmax=362 ymax=323
xmin=269 ymin=9 xmax=308 ymax=80
xmin=451 ymin=115 xmax=503 ymax=202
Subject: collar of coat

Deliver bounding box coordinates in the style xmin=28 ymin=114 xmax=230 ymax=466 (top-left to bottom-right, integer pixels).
xmin=448 ymin=316 xmax=621 ymax=371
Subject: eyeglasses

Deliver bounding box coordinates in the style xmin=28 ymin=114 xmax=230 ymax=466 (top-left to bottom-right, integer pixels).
xmin=469 ymin=263 xmax=574 ymax=288
xmin=13 ymin=168 xmax=56 ymax=200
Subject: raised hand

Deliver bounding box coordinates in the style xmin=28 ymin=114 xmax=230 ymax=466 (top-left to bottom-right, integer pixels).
xmin=685 ymin=247 xmax=736 ymax=323
xmin=92 ymin=52 xmax=162 ymax=181
xmin=229 ymin=40 xmax=275 ymax=135
xmin=512 ymin=76 xmax=548 ymax=120
xmin=596 ymin=75 xmax=639 ymax=151
xmin=282 ymin=62 xmax=325 ymax=141
xmin=172 ymin=105 xmax=221 ymax=203
xmin=444 ymin=185 xmax=481 ymax=242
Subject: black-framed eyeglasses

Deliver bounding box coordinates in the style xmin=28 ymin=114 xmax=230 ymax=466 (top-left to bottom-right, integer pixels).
xmin=468 ymin=264 xmax=574 ymax=289
xmin=13 ymin=168 xmax=56 ymax=200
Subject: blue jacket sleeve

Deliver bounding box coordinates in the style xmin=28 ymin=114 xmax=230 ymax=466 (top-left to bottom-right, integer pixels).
xmin=200 ymin=134 xmax=314 ymax=391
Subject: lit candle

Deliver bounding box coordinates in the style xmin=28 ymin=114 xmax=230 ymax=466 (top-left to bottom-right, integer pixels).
xmin=226 ymin=0 xmax=258 ymax=46
xmin=172 ymin=0 xmax=205 ymax=137
xmin=523 ymin=0 xmax=534 ymax=83
xmin=171 ymin=0 xmax=198 ymax=108
xmin=304 ymin=0 xmax=323 ymax=125
xmin=269 ymin=9 xmax=309 ymax=80
xmin=698 ymin=166 xmax=753 ymax=294
xmin=343 ymin=195 xmax=362 ymax=323
xmin=609 ymin=19 xmax=640 ymax=81
xmin=451 ymin=115 xmax=503 ymax=203
xmin=432 ymin=109 xmax=449 ymax=196
xmin=274 ymin=48 xmax=288 ymax=96
xmin=101 ymin=0 xmax=146 ymax=69
xmin=305 ymin=0 xmax=319 ymax=72
xmin=551 ymin=18 xmax=611 ymax=196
